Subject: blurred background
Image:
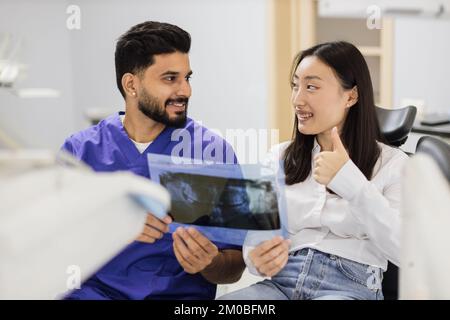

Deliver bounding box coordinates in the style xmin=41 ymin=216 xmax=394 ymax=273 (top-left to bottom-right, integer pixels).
xmin=0 ymin=0 xmax=269 ymax=156
xmin=1 ymin=0 xmax=450 ymax=159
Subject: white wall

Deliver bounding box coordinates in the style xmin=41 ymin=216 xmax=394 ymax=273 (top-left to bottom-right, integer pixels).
xmin=0 ymin=0 xmax=75 ymax=150
xmin=71 ymin=0 xmax=268 ymax=131
xmin=393 ymin=17 xmax=450 ymax=116
xmin=0 ymin=0 xmax=269 ymax=153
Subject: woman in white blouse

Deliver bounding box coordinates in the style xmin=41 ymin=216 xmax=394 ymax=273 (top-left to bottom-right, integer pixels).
xmin=219 ymin=41 xmax=408 ymax=300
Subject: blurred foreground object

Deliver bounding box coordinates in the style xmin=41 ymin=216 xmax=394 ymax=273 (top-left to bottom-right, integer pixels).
xmin=0 ymin=150 xmax=170 ymax=299
xmin=400 ymin=153 xmax=450 ymax=299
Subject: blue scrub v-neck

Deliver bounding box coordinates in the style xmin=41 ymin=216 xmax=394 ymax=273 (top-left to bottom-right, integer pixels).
xmin=111 ymin=111 xmax=173 ymax=161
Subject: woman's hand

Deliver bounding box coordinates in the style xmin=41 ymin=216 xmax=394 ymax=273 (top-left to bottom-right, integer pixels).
xmin=313 ymin=127 xmax=350 ymax=186
xmin=249 ymin=236 xmax=291 ymax=277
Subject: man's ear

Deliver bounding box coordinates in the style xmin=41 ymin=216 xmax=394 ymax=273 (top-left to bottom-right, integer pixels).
xmin=122 ymin=73 xmax=137 ymax=98
xmin=346 ymin=86 xmax=358 ymax=108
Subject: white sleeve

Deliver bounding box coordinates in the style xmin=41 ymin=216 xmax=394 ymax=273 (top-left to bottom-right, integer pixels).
xmin=242 ymin=239 xmax=263 ymax=276
xmin=242 ymin=142 xmax=290 ymax=277
xmin=327 ymin=152 xmax=408 ymax=267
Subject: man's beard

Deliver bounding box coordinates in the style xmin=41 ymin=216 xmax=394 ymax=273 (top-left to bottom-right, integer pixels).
xmin=137 ymin=88 xmax=188 ymax=128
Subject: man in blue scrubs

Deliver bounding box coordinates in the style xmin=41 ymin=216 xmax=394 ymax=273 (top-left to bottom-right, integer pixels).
xmin=62 ymin=21 xmax=245 ymax=299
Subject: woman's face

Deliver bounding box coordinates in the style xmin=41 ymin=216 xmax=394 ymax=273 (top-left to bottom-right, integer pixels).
xmin=291 ymin=56 xmax=356 ymax=136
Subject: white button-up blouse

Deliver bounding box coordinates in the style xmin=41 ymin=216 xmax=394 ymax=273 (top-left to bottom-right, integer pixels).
xmin=244 ymin=139 xmax=409 ymax=275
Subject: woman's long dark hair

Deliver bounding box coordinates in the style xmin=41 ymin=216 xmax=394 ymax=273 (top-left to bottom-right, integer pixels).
xmin=284 ymin=41 xmax=384 ymax=185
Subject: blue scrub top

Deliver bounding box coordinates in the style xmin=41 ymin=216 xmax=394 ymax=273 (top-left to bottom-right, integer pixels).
xmin=62 ymin=111 xmax=241 ymax=300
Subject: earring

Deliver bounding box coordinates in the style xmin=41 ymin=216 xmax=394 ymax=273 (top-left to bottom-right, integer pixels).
xmin=132 ymin=92 xmax=136 ymax=96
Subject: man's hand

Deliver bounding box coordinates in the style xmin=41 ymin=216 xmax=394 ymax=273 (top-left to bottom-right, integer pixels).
xmin=313 ymin=126 xmax=350 ymax=186
xmin=249 ymin=236 xmax=291 ymax=277
xmin=136 ymin=213 xmax=172 ymax=243
xmin=172 ymin=227 xmax=219 ymax=274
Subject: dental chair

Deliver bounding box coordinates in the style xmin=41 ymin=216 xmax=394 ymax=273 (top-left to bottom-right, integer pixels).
xmin=415 ymin=136 xmax=450 ymax=181
xmin=375 ymin=105 xmax=417 ymax=148
xmin=375 ymin=105 xmax=417 ymax=300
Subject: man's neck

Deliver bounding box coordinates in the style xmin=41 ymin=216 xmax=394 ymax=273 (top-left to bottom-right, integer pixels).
xmin=122 ymin=107 xmax=165 ymax=143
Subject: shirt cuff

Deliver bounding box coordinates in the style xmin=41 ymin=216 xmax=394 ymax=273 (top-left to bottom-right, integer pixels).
xmin=243 ymin=245 xmax=264 ymax=277
xmin=327 ymin=159 xmax=368 ymax=201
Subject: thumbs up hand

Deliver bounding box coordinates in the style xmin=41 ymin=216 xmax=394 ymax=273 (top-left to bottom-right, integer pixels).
xmin=313 ymin=127 xmax=350 ymax=186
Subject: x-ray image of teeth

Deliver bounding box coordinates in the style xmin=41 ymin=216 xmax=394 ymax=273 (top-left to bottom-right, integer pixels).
xmin=159 ymin=172 xmax=280 ymax=230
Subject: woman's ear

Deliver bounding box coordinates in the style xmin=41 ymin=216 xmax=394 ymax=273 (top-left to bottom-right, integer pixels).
xmin=346 ymin=86 xmax=358 ymax=108
xmin=122 ymin=73 xmax=138 ymax=98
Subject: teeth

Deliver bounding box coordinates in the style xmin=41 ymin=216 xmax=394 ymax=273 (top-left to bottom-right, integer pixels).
xmin=169 ymin=102 xmax=185 ymax=107
xmin=298 ymin=112 xmax=313 ymax=119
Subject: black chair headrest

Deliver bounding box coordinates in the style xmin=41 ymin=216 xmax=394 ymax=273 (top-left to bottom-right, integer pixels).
xmin=375 ymin=105 xmax=417 ymax=147
xmin=416 ymin=136 xmax=450 ymax=182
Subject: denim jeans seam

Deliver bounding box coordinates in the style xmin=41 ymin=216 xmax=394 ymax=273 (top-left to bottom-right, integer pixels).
xmin=292 ymin=249 xmax=314 ymax=300
xmin=311 ymin=256 xmax=327 ymax=294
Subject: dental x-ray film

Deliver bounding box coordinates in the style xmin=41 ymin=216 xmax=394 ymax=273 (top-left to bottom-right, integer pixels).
xmin=147 ymin=154 xmax=288 ymax=246
xmin=159 ymin=171 xmax=280 ymax=230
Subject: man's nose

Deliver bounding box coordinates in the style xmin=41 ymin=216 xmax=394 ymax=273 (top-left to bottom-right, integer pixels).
xmin=177 ymin=79 xmax=192 ymax=97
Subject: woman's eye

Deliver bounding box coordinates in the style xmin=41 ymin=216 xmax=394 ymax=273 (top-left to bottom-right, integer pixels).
xmin=291 ymin=82 xmax=299 ymax=89
xmin=307 ymin=84 xmax=318 ymax=90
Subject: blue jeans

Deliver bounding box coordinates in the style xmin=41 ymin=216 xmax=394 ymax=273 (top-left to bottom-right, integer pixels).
xmin=219 ymin=248 xmax=384 ymax=300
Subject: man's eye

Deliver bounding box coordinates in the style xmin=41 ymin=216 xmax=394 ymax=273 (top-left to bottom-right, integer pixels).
xmin=165 ymin=76 xmax=175 ymax=81
xmin=185 ymin=75 xmax=192 ymax=82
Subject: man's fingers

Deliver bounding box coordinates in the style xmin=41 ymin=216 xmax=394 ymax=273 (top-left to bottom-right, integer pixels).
xmin=175 ymin=228 xmax=208 ymax=260
xmin=136 ymin=233 xmax=155 ymax=243
xmin=186 ymin=227 xmax=218 ymax=256
xmin=142 ymin=225 xmax=163 ymax=240
xmin=162 ymin=215 xmax=173 ymax=224
xmin=172 ymin=238 xmax=195 ymax=274
xmin=173 ymin=232 xmax=202 ymax=266
xmin=136 ymin=214 xmax=171 ymax=243
xmin=145 ymin=213 xmax=170 ymax=233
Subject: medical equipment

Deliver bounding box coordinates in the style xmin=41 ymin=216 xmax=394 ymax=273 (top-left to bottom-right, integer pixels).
xmin=0 ymin=33 xmax=60 ymax=98
xmin=0 ymin=150 xmax=170 ymax=299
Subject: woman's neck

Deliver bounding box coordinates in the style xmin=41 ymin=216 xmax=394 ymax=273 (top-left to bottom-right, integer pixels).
xmin=317 ymin=130 xmax=333 ymax=151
